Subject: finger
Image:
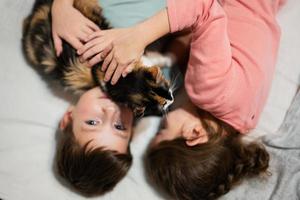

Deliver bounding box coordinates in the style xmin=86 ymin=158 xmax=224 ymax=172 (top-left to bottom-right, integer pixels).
xmin=104 ymin=59 xmax=118 ymax=82
xmin=102 ymin=51 xmax=113 ymax=71
xmin=88 ymin=53 xmax=103 ymax=67
xmin=77 ymin=31 xmax=88 ymax=43
xmin=77 ymin=38 xmax=98 ymax=55
xmin=82 ymin=26 xmax=94 ymax=36
xmin=85 ymin=30 xmax=103 ymax=42
xmin=102 ymin=43 xmax=113 ymax=59
xmin=122 ymin=63 xmax=135 ymax=77
xmin=68 ymin=36 xmax=83 ymax=50
xmin=81 ymin=43 xmax=106 ymax=61
xmin=52 ymin=32 xmax=63 ymax=56
xmin=86 ymin=20 xmax=100 ymax=31
xmin=111 ymin=64 xmax=125 ymax=85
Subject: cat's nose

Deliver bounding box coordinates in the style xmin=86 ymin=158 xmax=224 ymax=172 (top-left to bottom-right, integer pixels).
xmin=163 ymin=99 xmax=174 ymax=110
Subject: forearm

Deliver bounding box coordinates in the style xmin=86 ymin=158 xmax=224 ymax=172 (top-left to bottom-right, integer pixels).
xmin=53 ymin=0 xmax=74 ymax=5
xmin=134 ymin=8 xmax=170 ymax=47
xmin=52 ymin=0 xmax=74 ymax=9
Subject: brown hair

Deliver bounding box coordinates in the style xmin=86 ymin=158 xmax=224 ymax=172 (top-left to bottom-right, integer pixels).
xmin=56 ymin=123 xmax=132 ymax=196
xmin=146 ymin=111 xmax=269 ymax=200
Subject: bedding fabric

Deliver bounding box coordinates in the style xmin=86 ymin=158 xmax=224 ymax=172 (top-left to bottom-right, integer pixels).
xmin=0 ymin=0 xmax=300 ymax=199
xmin=221 ymin=89 xmax=300 ymax=200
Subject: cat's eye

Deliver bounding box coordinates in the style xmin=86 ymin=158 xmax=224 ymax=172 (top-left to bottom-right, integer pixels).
xmin=114 ymin=123 xmax=126 ymax=131
xmin=85 ymin=120 xmax=99 ymax=126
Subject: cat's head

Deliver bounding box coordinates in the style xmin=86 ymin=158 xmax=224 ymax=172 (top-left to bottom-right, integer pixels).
xmin=92 ymin=65 xmax=174 ymax=117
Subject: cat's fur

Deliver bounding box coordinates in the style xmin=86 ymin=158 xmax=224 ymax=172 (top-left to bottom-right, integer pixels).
xmin=22 ymin=0 xmax=173 ymax=117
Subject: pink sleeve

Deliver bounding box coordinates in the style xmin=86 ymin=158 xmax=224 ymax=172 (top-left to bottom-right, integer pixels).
xmin=166 ymin=0 xmax=282 ymax=133
xmin=167 ymin=0 xmax=234 ymax=116
xmin=167 ymin=0 xmax=216 ymax=33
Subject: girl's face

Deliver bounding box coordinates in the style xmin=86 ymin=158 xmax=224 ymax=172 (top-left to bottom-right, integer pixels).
xmin=152 ymin=104 xmax=209 ymax=147
xmin=60 ymin=87 xmax=133 ymax=154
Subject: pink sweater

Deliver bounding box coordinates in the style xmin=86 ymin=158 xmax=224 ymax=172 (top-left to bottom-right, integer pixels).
xmin=167 ymin=0 xmax=284 ymax=133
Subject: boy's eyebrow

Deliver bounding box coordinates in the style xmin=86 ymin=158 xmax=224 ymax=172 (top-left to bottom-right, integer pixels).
xmin=80 ymin=126 xmax=97 ymax=132
xmin=113 ymin=131 xmax=129 ymax=140
xmin=80 ymin=124 xmax=129 ymax=139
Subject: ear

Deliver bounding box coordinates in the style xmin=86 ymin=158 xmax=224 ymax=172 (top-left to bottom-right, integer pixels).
xmin=148 ymin=66 xmax=163 ymax=82
xmin=148 ymin=66 xmax=159 ymax=77
xmin=184 ymin=125 xmax=208 ymax=146
xmin=59 ymin=106 xmax=74 ymax=131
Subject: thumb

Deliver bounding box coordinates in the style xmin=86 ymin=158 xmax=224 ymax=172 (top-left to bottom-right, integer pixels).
xmin=52 ymin=31 xmax=63 ymax=56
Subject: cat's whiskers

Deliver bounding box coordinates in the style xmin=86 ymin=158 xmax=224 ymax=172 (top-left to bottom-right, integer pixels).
xmin=162 ymin=108 xmax=167 ymax=117
xmin=170 ymin=72 xmax=181 ymax=93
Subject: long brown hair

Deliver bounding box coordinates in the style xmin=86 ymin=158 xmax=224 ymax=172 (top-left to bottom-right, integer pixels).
xmin=56 ymin=123 xmax=132 ymax=196
xmin=146 ymin=111 xmax=269 ymax=200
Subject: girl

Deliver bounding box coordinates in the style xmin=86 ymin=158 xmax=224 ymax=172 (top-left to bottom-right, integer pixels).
xmin=78 ymin=0 xmax=285 ymax=199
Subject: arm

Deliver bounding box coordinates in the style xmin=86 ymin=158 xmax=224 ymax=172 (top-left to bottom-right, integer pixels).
xmin=168 ymin=0 xmax=234 ymax=109
xmin=78 ymin=9 xmax=171 ymax=84
xmin=168 ymin=0 xmax=282 ymax=133
xmin=79 ymin=0 xmax=230 ymax=87
xmin=51 ymin=0 xmax=99 ymax=56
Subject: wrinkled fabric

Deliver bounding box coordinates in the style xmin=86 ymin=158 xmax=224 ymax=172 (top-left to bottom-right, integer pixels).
xmin=167 ymin=0 xmax=284 ymax=133
xmin=221 ymin=89 xmax=300 ymax=200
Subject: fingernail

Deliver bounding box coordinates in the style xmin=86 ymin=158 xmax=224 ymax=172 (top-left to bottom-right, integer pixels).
xmin=122 ymin=72 xmax=126 ymax=77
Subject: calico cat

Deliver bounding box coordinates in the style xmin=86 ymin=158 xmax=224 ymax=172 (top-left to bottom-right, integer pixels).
xmin=22 ymin=0 xmax=173 ymax=117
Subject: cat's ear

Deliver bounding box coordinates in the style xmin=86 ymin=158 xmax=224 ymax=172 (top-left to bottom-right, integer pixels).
xmin=148 ymin=66 xmax=163 ymax=83
xmin=148 ymin=66 xmax=159 ymax=77
xmin=59 ymin=106 xmax=74 ymax=131
xmin=133 ymin=106 xmax=146 ymax=118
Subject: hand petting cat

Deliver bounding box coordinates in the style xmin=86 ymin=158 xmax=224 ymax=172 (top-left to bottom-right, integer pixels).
xmin=78 ymin=28 xmax=146 ymax=85
xmin=51 ymin=0 xmax=99 ymax=56
xmin=78 ymin=9 xmax=170 ymax=85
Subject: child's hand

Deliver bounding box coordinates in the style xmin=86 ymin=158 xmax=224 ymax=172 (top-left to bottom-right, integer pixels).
xmin=102 ymin=32 xmax=146 ymax=85
xmin=51 ymin=0 xmax=99 ymax=56
xmin=78 ymin=28 xmax=146 ymax=85
xmin=77 ymin=29 xmax=126 ymax=66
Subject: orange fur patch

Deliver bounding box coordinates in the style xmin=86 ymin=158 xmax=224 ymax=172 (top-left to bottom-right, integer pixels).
xmin=73 ymin=0 xmax=102 ymax=22
xmin=64 ymin=59 xmax=94 ymax=93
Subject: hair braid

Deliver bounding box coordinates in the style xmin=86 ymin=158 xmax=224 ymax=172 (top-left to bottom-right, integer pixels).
xmin=207 ymin=138 xmax=269 ymax=200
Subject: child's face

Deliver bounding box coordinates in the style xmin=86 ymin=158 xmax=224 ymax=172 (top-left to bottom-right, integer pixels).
xmin=152 ymin=105 xmax=209 ymax=147
xmin=61 ymin=87 xmax=133 ymax=154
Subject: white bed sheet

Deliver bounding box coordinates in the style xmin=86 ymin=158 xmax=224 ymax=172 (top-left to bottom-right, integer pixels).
xmin=0 ymin=0 xmax=300 ymax=199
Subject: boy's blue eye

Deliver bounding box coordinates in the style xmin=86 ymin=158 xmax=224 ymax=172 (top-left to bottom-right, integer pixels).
xmin=85 ymin=120 xmax=98 ymax=126
xmin=114 ymin=123 xmax=126 ymax=131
